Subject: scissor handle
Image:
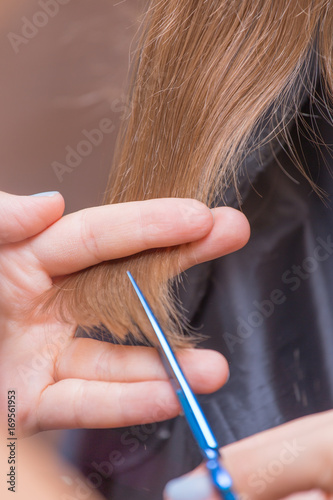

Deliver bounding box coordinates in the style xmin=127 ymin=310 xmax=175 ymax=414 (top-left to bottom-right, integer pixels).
xmin=204 ymin=449 xmax=237 ymax=500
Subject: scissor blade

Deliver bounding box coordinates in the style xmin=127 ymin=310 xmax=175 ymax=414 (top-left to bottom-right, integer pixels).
xmin=127 ymin=271 xmax=218 ymax=454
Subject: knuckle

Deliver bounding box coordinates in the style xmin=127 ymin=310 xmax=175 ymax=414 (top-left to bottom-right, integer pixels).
xmin=79 ymin=209 xmax=102 ymax=262
xmin=95 ymin=347 xmax=113 ymax=380
xmin=136 ymin=203 xmax=152 ymax=248
xmin=137 ymin=202 xmax=174 ymax=248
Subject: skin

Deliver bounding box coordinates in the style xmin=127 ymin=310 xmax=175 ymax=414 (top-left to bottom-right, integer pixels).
xmin=4 ymin=191 xmax=332 ymax=499
xmin=222 ymin=410 xmax=333 ymax=499
xmin=163 ymin=401 xmax=333 ymax=500
xmin=0 ymin=191 xmax=250 ymax=436
xmin=0 ymin=430 xmax=104 ymax=500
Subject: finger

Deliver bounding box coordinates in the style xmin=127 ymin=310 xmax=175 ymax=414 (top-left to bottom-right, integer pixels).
xmin=29 ymin=198 xmax=214 ymax=276
xmin=55 ymin=338 xmax=229 ymax=393
xmin=163 ymin=411 xmax=333 ymax=500
xmin=178 ymin=207 xmax=250 ymax=271
xmin=0 ymin=191 xmax=64 ymax=244
xmin=223 ymin=410 xmax=333 ymax=499
xmin=37 ymin=379 xmax=189 ymax=430
xmin=282 ymin=492 xmax=333 ymax=499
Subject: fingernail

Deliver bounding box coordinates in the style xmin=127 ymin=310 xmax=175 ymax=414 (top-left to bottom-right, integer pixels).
xmin=164 ymin=474 xmax=213 ymax=500
xmin=31 ymin=191 xmax=60 ymax=197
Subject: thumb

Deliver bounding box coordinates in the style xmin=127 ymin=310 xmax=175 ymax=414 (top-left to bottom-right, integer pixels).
xmin=0 ymin=191 xmax=65 ymax=244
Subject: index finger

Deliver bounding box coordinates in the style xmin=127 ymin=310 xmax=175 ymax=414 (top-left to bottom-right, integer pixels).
xmin=29 ymin=198 xmax=213 ymax=276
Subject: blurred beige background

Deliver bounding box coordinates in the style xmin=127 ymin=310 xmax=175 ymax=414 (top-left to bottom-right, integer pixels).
xmin=0 ymin=0 xmax=145 ymax=214
xmin=0 ymin=0 xmax=146 ymax=472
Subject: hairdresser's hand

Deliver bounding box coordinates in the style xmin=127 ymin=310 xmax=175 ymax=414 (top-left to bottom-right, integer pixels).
xmin=164 ymin=410 xmax=333 ymax=500
xmin=0 ymin=191 xmax=249 ymax=436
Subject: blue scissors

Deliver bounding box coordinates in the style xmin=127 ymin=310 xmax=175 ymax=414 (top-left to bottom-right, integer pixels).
xmin=127 ymin=271 xmax=237 ymax=500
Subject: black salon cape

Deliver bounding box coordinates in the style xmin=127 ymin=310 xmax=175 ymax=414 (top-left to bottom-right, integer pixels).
xmin=62 ymin=84 xmax=333 ymax=499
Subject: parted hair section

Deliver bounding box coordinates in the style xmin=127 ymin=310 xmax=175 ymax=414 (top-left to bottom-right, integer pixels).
xmin=39 ymin=0 xmax=332 ymax=347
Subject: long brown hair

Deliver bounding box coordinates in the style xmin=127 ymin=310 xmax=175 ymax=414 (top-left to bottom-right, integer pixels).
xmin=41 ymin=0 xmax=333 ymax=347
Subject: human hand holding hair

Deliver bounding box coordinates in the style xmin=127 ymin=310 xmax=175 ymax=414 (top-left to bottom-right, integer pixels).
xmin=3 ymin=191 xmax=333 ymax=500
xmin=0 ymin=190 xmax=249 ymax=436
